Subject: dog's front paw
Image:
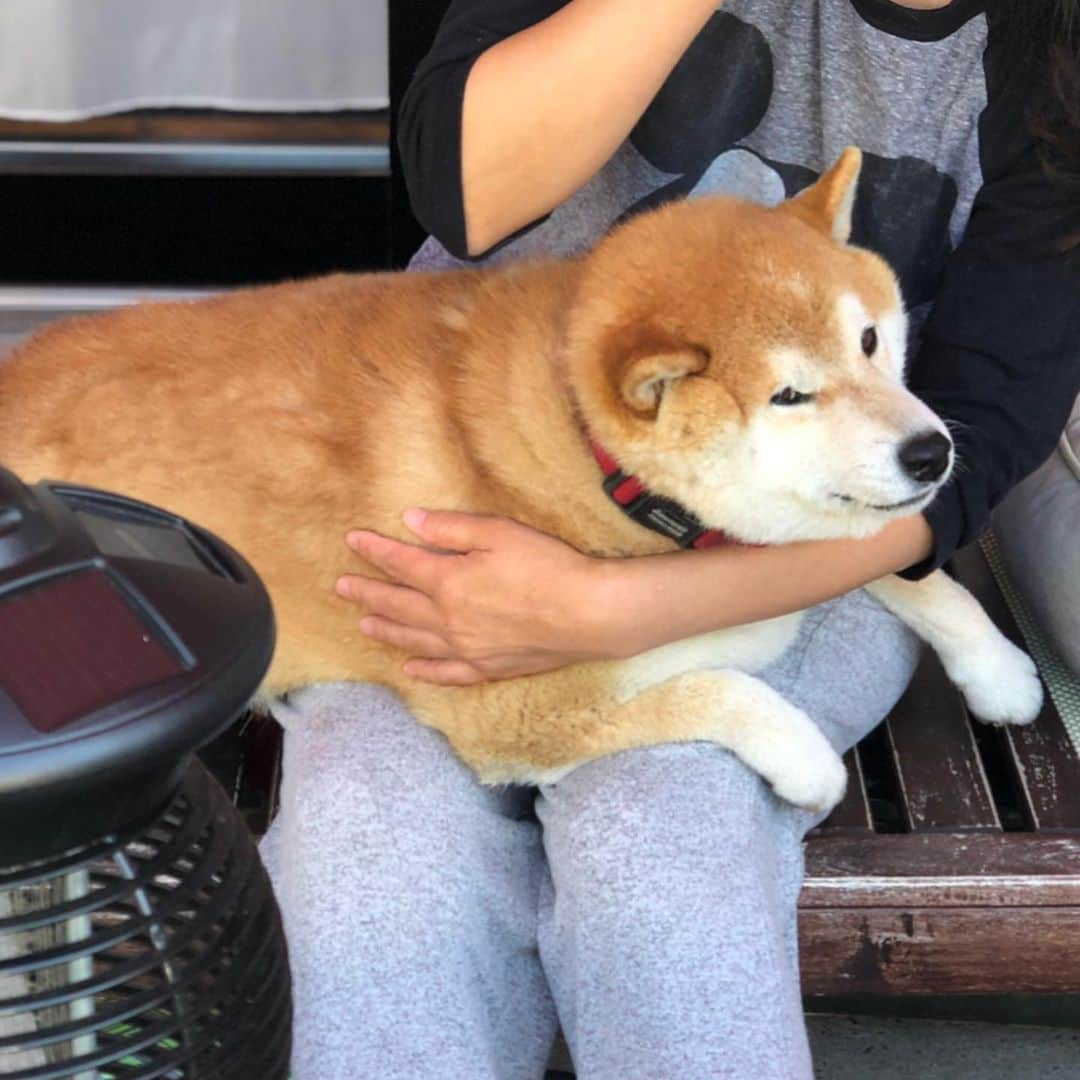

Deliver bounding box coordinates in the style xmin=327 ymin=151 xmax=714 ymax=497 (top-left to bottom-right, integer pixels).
xmin=949 ymin=638 xmax=1043 ymax=727
xmin=715 ymin=673 xmax=848 ymax=814
xmin=768 ymin=742 xmax=848 ymax=814
xmin=745 ymin=709 xmax=848 ymax=814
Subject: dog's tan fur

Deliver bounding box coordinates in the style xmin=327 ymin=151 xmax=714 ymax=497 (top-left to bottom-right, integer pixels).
xmin=0 ymin=150 xmax=1041 ymax=810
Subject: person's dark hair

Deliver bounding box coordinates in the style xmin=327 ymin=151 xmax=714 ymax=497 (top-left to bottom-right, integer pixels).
xmin=1008 ymin=0 xmax=1080 ymax=193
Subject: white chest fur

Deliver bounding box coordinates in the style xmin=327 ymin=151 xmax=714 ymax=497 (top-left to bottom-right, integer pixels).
xmin=615 ymin=610 xmax=804 ymax=704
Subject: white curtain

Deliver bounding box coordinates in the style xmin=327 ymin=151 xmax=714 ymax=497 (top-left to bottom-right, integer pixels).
xmin=0 ymin=0 xmax=388 ymax=120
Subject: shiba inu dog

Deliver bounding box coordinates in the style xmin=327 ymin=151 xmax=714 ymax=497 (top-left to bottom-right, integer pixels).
xmin=0 ymin=149 xmax=1042 ymax=812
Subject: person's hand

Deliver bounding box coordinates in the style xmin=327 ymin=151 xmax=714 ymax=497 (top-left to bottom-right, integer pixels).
xmin=335 ymin=509 xmax=622 ymax=685
xmin=335 ymin=508 xmax=937 ymax=687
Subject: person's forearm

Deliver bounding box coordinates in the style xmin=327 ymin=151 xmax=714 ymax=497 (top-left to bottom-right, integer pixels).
xmin=594 ymin=515 xmax=934 ymax=658
xmin=461 ymin=0 xmax=719 ymax=254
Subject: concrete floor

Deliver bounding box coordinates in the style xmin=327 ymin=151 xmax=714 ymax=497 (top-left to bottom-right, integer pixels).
xmin=543 ymin=1013 xmax=1080 ymax=1078
xmin=809 ymin=1014 xmax=1080 ymax=1079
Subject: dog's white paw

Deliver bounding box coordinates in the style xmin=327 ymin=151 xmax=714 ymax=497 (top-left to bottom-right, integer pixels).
xmin=716 ymin=673 xmax=848 ymax=814
xmin=764 ymin=725 xmax=846 ymax=812
xmin=948 ymin=638 xmax=1043 ymax=727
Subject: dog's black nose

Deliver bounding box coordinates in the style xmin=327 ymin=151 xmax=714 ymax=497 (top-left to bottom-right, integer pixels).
xmin=898 ymin=431 xmax=951 ymax=483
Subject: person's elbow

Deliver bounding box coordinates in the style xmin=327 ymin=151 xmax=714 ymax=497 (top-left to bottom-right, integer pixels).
xmin=460 ymin=202 xmax=514 ymax=259
xmin=397 ymin=78 xmax=475 ymax=260
xmin=402 ymin=148 xmax=530 ymax=260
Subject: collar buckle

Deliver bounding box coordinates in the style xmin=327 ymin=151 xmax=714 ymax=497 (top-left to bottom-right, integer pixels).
xmin=598 ymin=456 xmax=723 ymax=550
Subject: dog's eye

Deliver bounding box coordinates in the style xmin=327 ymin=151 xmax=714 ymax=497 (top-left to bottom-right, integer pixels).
xmin=861 ymin=326 xmax=878 ymax=357
xmin=770 ymin=387 xmax=814 ymax=406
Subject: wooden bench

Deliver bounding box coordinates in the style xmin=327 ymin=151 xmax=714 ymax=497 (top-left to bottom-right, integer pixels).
xmin=206 ymin=536 xmax=1080 ymax=999
xmin=801 ymin=540 xmax=1080 ymax=996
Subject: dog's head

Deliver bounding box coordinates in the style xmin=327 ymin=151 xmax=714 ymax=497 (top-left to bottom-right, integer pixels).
xmin=569 ymin=148 xmax=953 ymax=544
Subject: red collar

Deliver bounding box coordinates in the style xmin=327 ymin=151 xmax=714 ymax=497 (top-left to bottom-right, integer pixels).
xmin=590 ymin=442 xmax=740 ymax=549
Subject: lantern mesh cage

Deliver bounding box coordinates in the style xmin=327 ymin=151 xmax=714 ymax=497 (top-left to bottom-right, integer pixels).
xmin=0 ymin=762 xmax=291 ymax=1079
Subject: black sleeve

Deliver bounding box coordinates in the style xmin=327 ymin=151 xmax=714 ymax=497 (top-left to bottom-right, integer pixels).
xmin=397 ymin=0 xmax=569 ymax=259
xmin=900 ymin=28 xmax=1080 ymax=580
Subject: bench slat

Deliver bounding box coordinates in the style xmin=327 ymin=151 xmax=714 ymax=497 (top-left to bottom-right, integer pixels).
xmin=950 ymin=542 xmax=1080 ymax=832
xmin=802 ymin=876 xmax=1080 ymax=908
xmin=1002 ymin=719 xmax=1080 ymax=832
xmin=815 ymin=750 xmax=874 ymax=834
xmin=799 ymin=906 xmax=1080 ymax=995
xmin=805 ymin=832 xmax=1080 ymax=879
xmin=884 ymin=650 xmax=999 ymax=832
xmin=802 ymin=834 xmax=1080 ymax=908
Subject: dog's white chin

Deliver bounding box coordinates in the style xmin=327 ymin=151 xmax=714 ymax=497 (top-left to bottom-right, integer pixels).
xmin=705 ymin=486 xmax=941 ymax=546
xmin=804 ymin=487 xmax=940 ymax=540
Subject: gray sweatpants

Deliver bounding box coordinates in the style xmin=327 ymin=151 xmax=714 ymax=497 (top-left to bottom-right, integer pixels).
xmin=260 ymin=590 xmax=921 ymax=1079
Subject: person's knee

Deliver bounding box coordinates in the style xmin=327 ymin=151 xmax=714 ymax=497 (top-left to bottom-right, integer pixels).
xmin=268 ymin=682 xmax=535 ymax=936
xmin=762 ymin=590 xmax=922 ymax=752
xmin=280 ymin=681 xmax=470 ymax=789
xmin=546 ymin=742 xmax=787 ymax=851
xmin=541 ymin=745 xmax=803 ymax=937
xmin=273 ymin=682 xmax=497 ymax=839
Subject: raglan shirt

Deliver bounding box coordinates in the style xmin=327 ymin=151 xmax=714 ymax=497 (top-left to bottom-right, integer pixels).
xmin=398 ymin=0 xmax=1080 ymax=578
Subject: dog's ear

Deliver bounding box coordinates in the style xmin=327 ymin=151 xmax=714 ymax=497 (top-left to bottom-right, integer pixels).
xmin=605 ymin=322 xmax=709 ymax=419
xmin=782 ymin=146 xmax=862 ymax=244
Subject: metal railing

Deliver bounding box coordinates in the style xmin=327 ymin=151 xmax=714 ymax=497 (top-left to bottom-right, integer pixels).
xmin=0 ymin=139 xmax=389 ymax=177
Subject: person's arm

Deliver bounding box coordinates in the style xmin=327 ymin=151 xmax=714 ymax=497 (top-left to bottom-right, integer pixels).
xmin=599 ymin=516 xmax=933 ymax=652
xmin=897 ymin=28 xmax=1080 ymax=579
xmin=336 ymin=511 xmax=931 ymax=686
xmin=398 ymin=0 xmax=719 ymax=257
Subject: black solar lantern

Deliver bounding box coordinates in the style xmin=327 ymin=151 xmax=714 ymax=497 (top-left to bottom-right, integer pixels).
xmin=0 ymin=467 xmax=290 ymax=1078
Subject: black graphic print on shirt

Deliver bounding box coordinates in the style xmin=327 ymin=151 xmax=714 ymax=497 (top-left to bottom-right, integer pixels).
xmin=625 ymin=10 xmax=959 ymax=309
xmin=629 ymin=13 xmax=773 ymax=175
